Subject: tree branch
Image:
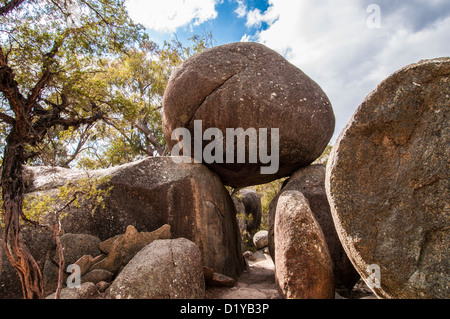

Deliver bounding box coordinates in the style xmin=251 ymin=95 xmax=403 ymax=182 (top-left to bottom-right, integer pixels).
xmin=0 ymin=0 xmax=26 ymax=16
xmin=80 ymin=0 xmax=110 ymax=25
xmin=61 ymin=124 xmax=94 ymax=167
xmin=26 ymin=33 xmax=69 ymax=109
xmin=0 ymin=111 xmax=15 ymax=125
xmin=134 ymin=121 xmax=164 ymax=155
xmin=103 ymin=116 xmax=144 ymax=152
xmin=51 ymin=113 xmax=104 ymax=130
xmin=30 ymin=95 xmax=102 ymax=145
xmin=0 ymin=45 xmax=28 ymax=119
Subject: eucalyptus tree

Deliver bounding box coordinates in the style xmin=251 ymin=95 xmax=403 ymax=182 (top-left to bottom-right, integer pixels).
xmin=0 ymin=0 xmax=146 ymax=298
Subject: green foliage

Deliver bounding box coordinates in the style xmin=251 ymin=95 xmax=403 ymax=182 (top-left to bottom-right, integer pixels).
xmin=254 ymin=178 xmax=287 ymax=231
xmin=313 ymin=144 xmax=333 ymax=165
xmin=0 ymin=0 xmax=148 ymax=166
xmin=0 ymin=173 xmax=113 ymax=231
xmin=237 ymin=212 xmax=256 ymax=252
xmin=0 ymin=0 xmax=214 ymax=239
xmin=0 ymin=175 xmax=112 ymax=228
xmin=74 ymin=34 xmax=214 ymax=169
xmin=1 ymin=1 xmax=213 ymax=169
xmin=1 ymin=0 xmax=146 ymax=96
xmin=11 ymin=34 xmax=214 ymax=170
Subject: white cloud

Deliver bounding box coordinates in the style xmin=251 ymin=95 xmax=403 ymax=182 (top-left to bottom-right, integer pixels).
xmin=234 ymin=0 xmax=247 ymax=18
xmin=243 ymin=0 xmax=450 ymax=142
xmin=126 ymin=0 xmax=219 ymax=33
xmin=245 ymin=4 xmax=278 ymax=28
xmin=240 ymin=34 xmax=252 ymax=42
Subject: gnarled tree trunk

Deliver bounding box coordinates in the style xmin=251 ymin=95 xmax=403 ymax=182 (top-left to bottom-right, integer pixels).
xmin=1 ymin=132 xmax=44 ymax=299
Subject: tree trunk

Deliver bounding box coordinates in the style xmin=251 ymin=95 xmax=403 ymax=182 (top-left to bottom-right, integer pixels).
xmin=1 ymin=133 xmax=44 ymax=299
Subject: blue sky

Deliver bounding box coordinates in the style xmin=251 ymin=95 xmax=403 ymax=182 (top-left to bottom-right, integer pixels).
xmin=125 ymin=0 xmax=450 ymax=142
xmin=126 ymin=0 xmax=273 ymax=46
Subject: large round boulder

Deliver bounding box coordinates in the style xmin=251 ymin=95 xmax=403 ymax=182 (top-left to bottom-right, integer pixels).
xmin=326 ymin=58 xmax=449 ymax=299
xmin=162 ymin=42 xmax=335 ymax=188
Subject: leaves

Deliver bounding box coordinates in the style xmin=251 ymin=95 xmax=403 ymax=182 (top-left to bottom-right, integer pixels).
xmin=313 ymin=144 xmax=333 ymax=165
xmin=254 ymin=178 xmax=287 ymax=230
xmin=21 ymin=175 xmax=113 ymax=225
xmin=67 ymin=35 xmax=213 ymax=169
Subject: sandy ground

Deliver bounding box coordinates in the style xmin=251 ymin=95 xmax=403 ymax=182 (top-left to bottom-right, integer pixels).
xmin=206 ymin=250 xmax=377 ymax=300
xmin=206 ymin=251 xmax=281 ymax=299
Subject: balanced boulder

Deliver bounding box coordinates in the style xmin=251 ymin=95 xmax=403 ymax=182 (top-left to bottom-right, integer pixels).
xmin=162 ymin=42 xmax=335 ymax=188
xmin=326 ymin=58 xmax=450 ymax=299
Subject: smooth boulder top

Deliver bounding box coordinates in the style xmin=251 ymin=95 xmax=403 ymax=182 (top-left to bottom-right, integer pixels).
xmin=326 ymin=57 xmax=449 ymax=299
xmin=162 ymin=42 xmax=335 ymax=188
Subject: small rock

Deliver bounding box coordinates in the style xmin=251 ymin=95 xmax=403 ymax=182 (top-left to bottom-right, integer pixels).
xmin=58 ymin=233 xmax=101 ymax=265
xmin=96 ymin=281 xmax=111 ymax=293
xmin=243 ymin=251 xmax=255 ymax=261
xmin=203 ymin=266 xmax=215 ymax=281
xmin=46 ymin=282 xmax=98 ymax=299
xmin=43 ymin=240 xmax=106 ymax=296
xmin=98 ymin=235 xmax=121 ymax=255
xmin=253 ymin=230 xmax=269 ymax=250
xmin=252 ymin=250 xmax=267 ymax=262
xmin=74 ymin=255 xmax=95 ymax=277
xmin=206 ymin=272 xmax=236 ymax=288
xmin=82 ymin=269 xmax=114 ymax=284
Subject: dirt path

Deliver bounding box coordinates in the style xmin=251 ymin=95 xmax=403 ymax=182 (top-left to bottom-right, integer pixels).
xmin=206 ymin=250 xmax=376 ymax=300
xmin=206 ymin=251 xmax=281 ymax=299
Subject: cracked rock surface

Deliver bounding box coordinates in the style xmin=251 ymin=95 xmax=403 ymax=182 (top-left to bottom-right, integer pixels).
xmin=162 ymin=42 xmax=335 ymax=188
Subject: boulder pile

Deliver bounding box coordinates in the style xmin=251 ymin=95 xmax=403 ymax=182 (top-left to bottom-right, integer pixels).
xmin=44 ymin=226 xmax=206 ymax=299
xmin=1 ymin=43 xmax=447 ymax=300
